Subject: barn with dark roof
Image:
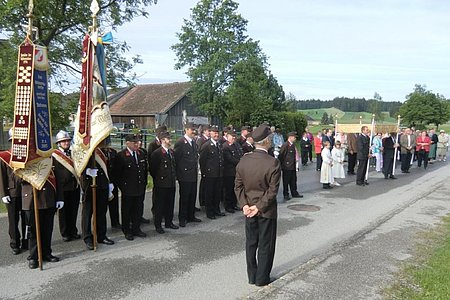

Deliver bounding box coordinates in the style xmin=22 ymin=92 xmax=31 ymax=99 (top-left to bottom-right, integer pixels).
xmin=107 ymin=82 xmax=208 ymax=130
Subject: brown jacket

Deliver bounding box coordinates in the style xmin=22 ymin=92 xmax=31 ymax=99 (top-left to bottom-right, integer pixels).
xmin=347 ymin=133 xmax=358 ymax=154
xmin=235 ymin=149 xmax=281 ymax=219
xmin=21 ymin=180 xmax=57 ymax=211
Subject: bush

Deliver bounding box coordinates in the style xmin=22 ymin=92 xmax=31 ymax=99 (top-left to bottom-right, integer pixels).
xmin=275 ymin=111 xmax=308 ymax=136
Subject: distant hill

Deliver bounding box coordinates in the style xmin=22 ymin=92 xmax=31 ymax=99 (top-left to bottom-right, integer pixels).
xmin=300 ymin=108 xmax=397 ymax=124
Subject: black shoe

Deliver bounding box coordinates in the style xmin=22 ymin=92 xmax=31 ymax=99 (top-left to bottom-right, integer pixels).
xmin=255 ymin=281 xmax=270 ymax=287
xmin=356 ymin=182 xmax=364 ymax=186
xmin=187 ymin=217 xmax=202 ymax=223
xmin=43 ymin=254 xmax=60 ymax=262
xmin=233 ymin=206 xmax=240 ymax=211
xmin=364 ymin=181 xmax=369 ymax=185
xmin=85 ymin=241 xmax=94 ymax=250
xmin=98 ymin=238 xmax=115 ymax=245
xmin=215 ymin=212 xmax=225 ymax=217
xmin=140 ymin=217 xmax=151 ymax=224
xmin=283 ymin=196 xmax=291 ymax=201
xmin=125 ymin=234 xmax=134 ymax=241
xmin=134 ymin=231 xmax=147 ymax=238
xmin=28 ymin=260 xmax=38 ymax=269
xmin=292 ymin=194 xmax=304 ymax=198
xmin=21 ymin=243 xmax=28 ymax=250
xmin=390 ymin=176 xmax=397 ymax=179
xmin=384 ymin=176 xmax=389 ymax=179
xmin=225 ymin=208 xmax=235 ymax=213
xmin=207 ymin=215 xmax=216 ymax=220
xmin=156 ymin=228 xmax=165 ymax=234
xmin=165 ymin=223 xmax=179 ymax=229
xmin=179 ymin=220 xmax=187 ymax=227
xmin=195 ymin=207 xmax=201 ymax=212
xmin=12 ymin=248 xmax=21 ymax=255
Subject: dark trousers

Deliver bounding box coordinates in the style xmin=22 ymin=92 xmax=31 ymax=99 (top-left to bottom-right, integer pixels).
xmin=6 ymin=196 xmax=26 ymax=250
xmin=315 ymin=153 xmax=322 ymax=170
xmin=108 ymin=186 xmax=120 ymax=226
xmin=382 ymin=154 xmax=394 ymax=177
xmin=199 ymin=177 xmax=206 ymax=206
xmin=152 ymin=187 xmax=175 ymax=228
xmin=301 ymin=150 xmax=308 ymax=165
xmin=204 ymin=177 xmax=223 ymax=217
xmin=58 ymin=188 xmax=80 ymax=238
xmin=245 ymin=216 xmax=277 ymax=285
xmin=25 ymin=208 xmax=55 ymax=260
xmin=282 ymin=169 xmax=298 ymax=197
xmin=178 ymin=181 xmax=197 ymax=222
xmin=347 ymin=152 xmax=357 ymax=173
xmin=417 ymin=150 xmax=429 ymax=168
xmin=308 ymin=147 xmax=313 ymax=162
xmin=223 ymin=176 xmax=237 ymax=210
xmin=401 ymin=152 xmax=412 ymax=171
xmin=82 ymin=188 xmax=108 ymax=243
xmin=356 ymin=158 xmax=368 ymax=184
xmin=121 ymin=194 xmax=144 ymax=234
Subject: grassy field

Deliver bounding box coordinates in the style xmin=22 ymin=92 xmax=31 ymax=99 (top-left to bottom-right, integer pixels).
xmin=383 ymin=214 xmax=450 ymax=299
xmin=0 ymin=202 xmax=5 ymax=213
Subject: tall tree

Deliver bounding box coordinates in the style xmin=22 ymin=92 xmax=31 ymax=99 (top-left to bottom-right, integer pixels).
xmin=171 ymin=0 xmax=276 ymax=121
xmin=399 ymin=84 xmax=450 ymax=128
xmin=321 ymin=112 xmax=329 ymax=125
xmin=0 ymin=0 xmax=157 ymax=126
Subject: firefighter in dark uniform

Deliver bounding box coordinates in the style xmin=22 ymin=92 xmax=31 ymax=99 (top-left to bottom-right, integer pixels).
xmin=149 ymin=131 xmax=178 ymax=234
xmin=196 ymin=125 xmax=210 ymax=208
xmin=222 ymin=130 xmax=243 ymax=213
xmin=52 ymin=130 xmax=81 ymax=242
xmin=199 ymin=126 xmax=225 ymax=219
xmin=241 ymin=133 xmax=255 ymax=154
xmin=0 ymin=129 xmax=26 ymax=255
xmin=102 ymin=137 xmax=121 ymax=229
xmin=22 ymin=171 xmax=64 ymax=269
xmin=238 ymin=126 xmax=251 ymax=146
xmin=81 ymin=146 xmax=115 ymax=250
xmin=278 ymin=131 xmax=303 ymax=200
xmin=137 ymin=133 xmax=150 ymax=224
xmin=174 ymin=122 xmax=202 ymax=227
xmin=235 ymin=124 xmax=281 ymax=286
xmin=115 ymin=134 xmax=148 ymax=240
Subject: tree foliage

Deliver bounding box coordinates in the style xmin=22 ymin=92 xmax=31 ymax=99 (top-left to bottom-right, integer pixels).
xmin=171 ymin=0 xmax=285 ymax=124
xmin=321 ymin=112 xmax=329 ymax=125
xmin=399 ymin=84 xmax=450 ymax=129
xmin=0 ymin=0 xmax=157 ymax=129
xmin=276 ymin=112 xmax=307 ymax=136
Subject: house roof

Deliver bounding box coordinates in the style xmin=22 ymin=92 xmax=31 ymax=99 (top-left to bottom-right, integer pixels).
xmin=108 ymin=82 xmax=191 ymax=116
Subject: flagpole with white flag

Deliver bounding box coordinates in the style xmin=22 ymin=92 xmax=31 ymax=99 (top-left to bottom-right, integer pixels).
xmin=72 ymin=0 xmax=113 ymax=252
xmin=365 ymin=114 xmax=375 ymax=181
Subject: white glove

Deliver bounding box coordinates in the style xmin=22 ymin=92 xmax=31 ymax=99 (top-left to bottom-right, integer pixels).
xmin=296 ymin=162 xmax=299 ymax=172
xmin=108 ymin=183 xmax=114 ymax=201
xmin=56 ymin=201 xmax=64 ymax=209
xmin=86 ymin=168 xmax=98 ymax=178
xmin=2 ymin=196 xmax=11 ymax=204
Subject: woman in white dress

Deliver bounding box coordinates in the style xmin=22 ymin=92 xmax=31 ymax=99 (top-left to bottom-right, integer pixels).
xmin=331 ymin=141 xmax=345 ymax=186
xmin=320 ymin=141 xmax=334 ymax=189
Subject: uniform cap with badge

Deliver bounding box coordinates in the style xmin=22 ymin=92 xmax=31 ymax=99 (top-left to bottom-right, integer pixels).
xmin=125 ymin=134 xmax=139 ymax=142
xmin=252 ymin=124 xmax=271 ymax=142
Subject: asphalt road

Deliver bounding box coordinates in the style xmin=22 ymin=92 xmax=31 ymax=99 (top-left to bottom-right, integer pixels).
xmin=0 ymin=159 xmax=449 ymax=300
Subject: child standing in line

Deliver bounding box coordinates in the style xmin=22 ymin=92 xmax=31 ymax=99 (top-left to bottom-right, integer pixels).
xmin=331 ymin=141 xmax=345 ymax=186
xmin=320 ymin=141 xmax=333 ymax=189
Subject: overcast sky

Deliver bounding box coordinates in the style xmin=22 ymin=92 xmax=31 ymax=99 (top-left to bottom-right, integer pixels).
xmin=113 ymin=0 xmax=450 ymax=102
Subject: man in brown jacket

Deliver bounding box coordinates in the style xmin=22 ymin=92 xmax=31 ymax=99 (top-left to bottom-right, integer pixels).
xmin=235 ymin=124 xmax=281 ymax=287
xmin=347 ymin=132 xmax=358 ymax=175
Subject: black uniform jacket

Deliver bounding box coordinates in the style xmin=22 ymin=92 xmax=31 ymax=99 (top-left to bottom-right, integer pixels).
xmin=199 ymin=140 xmax=223 ymax=178
xmin=222 ymin=141 xmax=243 ymax=177
xmin=52 ymin=149 xmax=78 ymax=192
xmin=174 ymin=137 xmax=198 ymax=182
xmin=150 ymin=147 xmax=176 ymax=188
xmin=115 ymin=148 xmax=148 ymax=196
xmin=357 ymin=134 xmax=370 ymax=160
xmin=0 ymin=151 xmax=22 ymax=198
xmin=235 ymin=149 xmax=281 ymax=219
xmin=241 ymin=141 xmax=255 ymax=154
xmin=278 ymin=141 xmax=297 ymax=171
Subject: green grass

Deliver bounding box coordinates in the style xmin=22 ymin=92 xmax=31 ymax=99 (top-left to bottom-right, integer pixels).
xmin=383 ymin=214 xmax=450 ymax=299
xmin=300 ymin=108 xmax=397 ymax=124
xmin=0 ymin=202 xmax=6 ymax=213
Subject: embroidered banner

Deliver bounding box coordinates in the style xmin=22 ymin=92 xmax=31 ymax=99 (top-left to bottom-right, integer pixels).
xmin=72 ymin=32 xmax=113 ymax=177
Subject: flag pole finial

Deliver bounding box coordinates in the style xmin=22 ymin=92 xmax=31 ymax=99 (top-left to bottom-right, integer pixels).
xmin=26 ymin=0 xmax=34 ymax=39
xmin=90 ymin=0 xmax=100 ymax=33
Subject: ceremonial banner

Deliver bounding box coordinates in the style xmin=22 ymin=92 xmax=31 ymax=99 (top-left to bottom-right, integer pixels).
xmin=72 ymin=32 xmax=113 ymax=177
xmin=11 ymin=39 xmax=53 ymax=190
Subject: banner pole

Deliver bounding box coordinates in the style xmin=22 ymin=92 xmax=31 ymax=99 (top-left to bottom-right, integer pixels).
xmin=365 ymin=114 xmax=375 ymax=181
xmin=392 ymin=115 xmax=401 ymax=175
xmin=32 ymin=187 xmax=43 ymax=270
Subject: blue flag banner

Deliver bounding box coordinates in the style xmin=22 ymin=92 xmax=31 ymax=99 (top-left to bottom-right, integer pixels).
xmin=33 ymin=69 xmax=52 ymax=153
